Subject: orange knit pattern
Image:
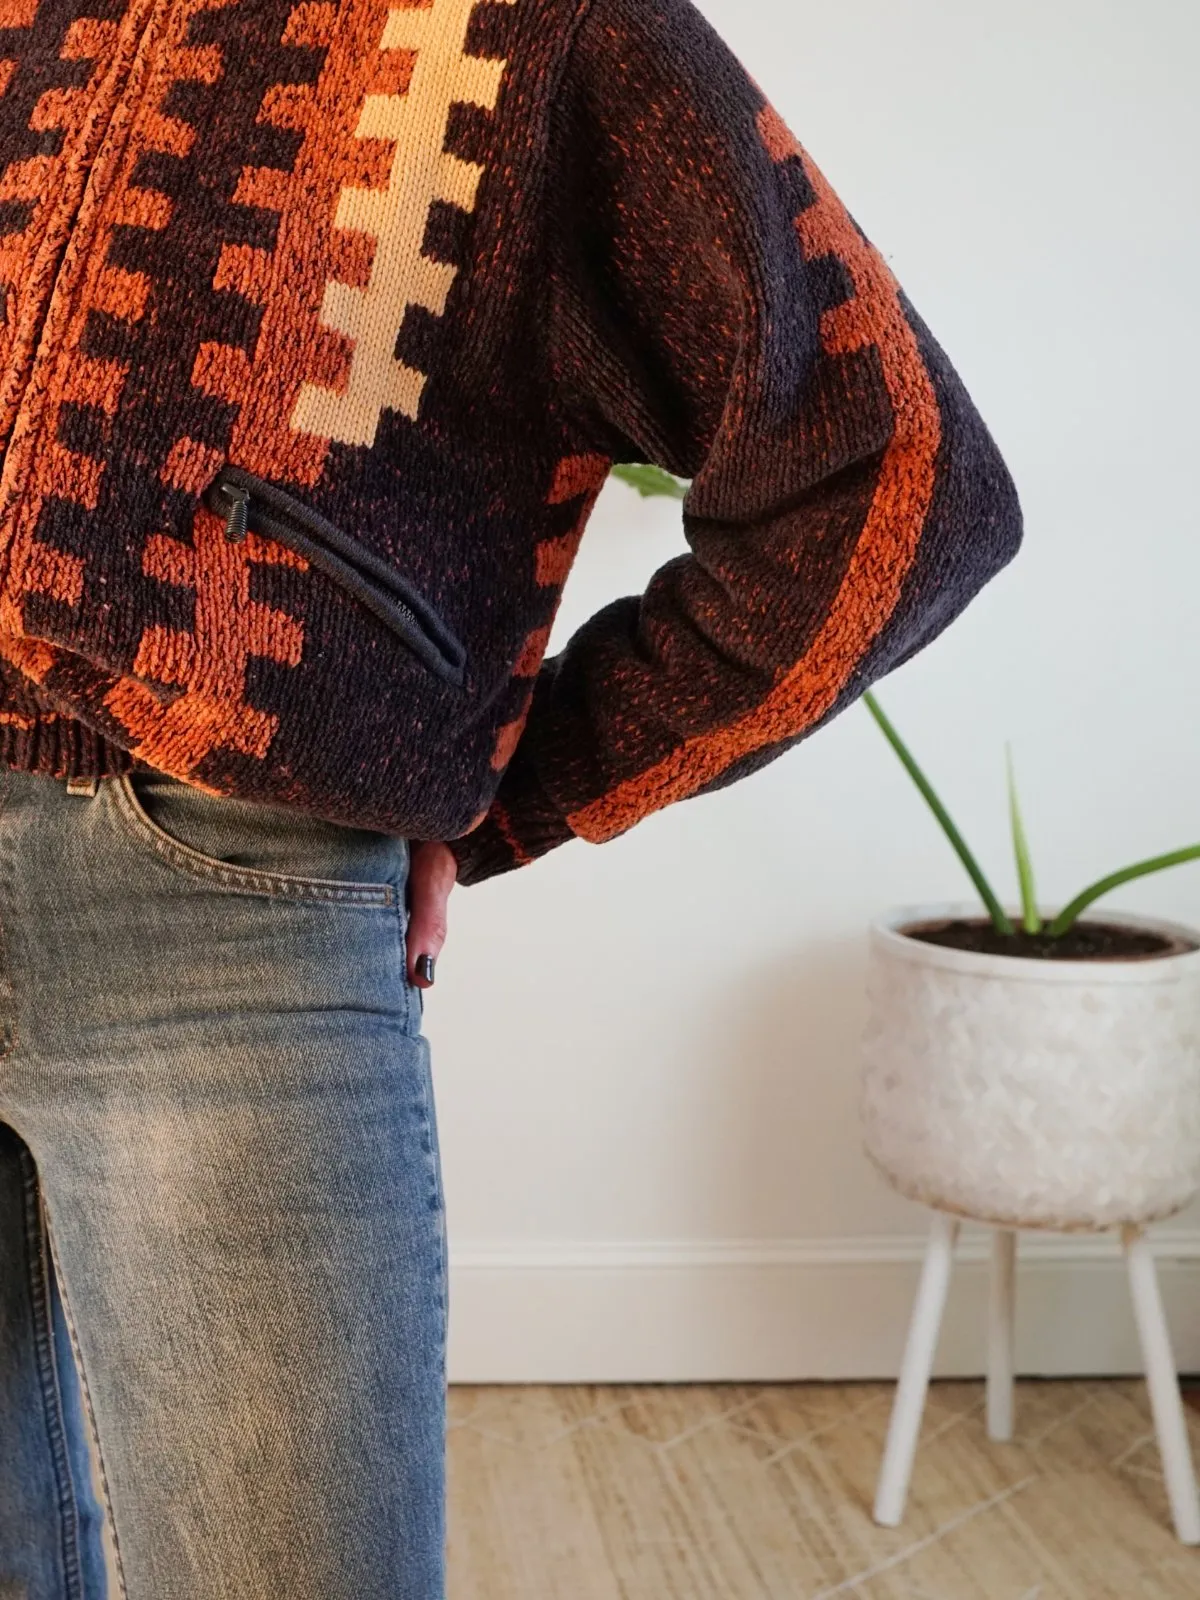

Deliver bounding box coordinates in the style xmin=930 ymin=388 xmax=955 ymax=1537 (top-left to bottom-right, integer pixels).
xmin=103 ymin=507 xmax=307 ymax=777
xmin=195 ymin=0 xmax=395 ymax=486
xmin=0 ymin=0 xmax=1020 ymax=879
xmin=566 ymin=112 xmax=942 ymax=844
xmin=0 ymin=0 xmax=229 ymax=680
xmin=488 ymin=449 xmax=610 ymax=772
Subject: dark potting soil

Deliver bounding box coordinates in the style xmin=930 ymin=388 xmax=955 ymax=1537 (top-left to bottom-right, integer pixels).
xmin=904 ymin=917 xmax=1196 ymax=963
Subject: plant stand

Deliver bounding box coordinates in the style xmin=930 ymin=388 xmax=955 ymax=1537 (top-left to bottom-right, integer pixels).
xmin=872 ymin=1210 xmax=1200 ymax=1544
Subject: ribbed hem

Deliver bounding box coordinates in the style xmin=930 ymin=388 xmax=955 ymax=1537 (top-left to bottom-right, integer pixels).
xmin=0 ymin=711 xmax=136 ymax=783
xmin=0 ymin=669 xmax=134 ymax=784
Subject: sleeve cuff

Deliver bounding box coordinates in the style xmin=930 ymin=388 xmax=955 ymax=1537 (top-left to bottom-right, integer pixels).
xmin=448 ymin=760 xmax=577 ymax=886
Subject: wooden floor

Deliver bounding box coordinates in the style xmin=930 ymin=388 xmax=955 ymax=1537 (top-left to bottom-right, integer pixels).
xmin=447 ymin=1379 xmax=1200 ymax=1598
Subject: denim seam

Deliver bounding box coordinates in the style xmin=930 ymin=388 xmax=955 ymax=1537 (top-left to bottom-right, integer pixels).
xmin=412 ymin=1048 xmax=448 ymax=1360
xmin=394 ymin=894 xmax=446 ymax=1347
xmin=0 ymin=771 xmax=19 ymax=1064
xmin=19 ymin=1154 xmax=85 ymax=1600
xmin=394 ymin=895 xmax=423 ymax=1036
xmin=109 ymin=773 xmax=397 ymax=906
xmin=45 ymin=1207 xmax=131 ymax=1600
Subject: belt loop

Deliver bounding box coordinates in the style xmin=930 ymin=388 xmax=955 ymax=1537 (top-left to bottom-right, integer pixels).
xmin=65 ymin=773 xmax=100 ymax=797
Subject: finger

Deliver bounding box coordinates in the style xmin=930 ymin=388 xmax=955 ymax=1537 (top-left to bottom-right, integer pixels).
xmin=406 ymin=841 xmax=458 ymax=986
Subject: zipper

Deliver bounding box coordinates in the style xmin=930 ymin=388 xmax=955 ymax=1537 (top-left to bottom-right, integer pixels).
xmin=204 ymin=465 xmax=466 ymax=688
xmin=0 ymin=0 xmax=168 ymax=586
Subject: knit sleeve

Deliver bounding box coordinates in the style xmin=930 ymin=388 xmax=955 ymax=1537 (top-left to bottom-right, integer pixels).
xmin=448 ymin=0 xmax=1022 ymax=887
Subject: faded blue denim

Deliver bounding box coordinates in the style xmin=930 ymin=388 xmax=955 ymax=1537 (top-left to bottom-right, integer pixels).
xmin=0 ymin=765 xmax=448 ymax=1599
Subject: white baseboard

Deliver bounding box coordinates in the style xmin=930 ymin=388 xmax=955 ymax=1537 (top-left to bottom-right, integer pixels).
xmin=447 ymin=1230 xmax=1200 ymax=1384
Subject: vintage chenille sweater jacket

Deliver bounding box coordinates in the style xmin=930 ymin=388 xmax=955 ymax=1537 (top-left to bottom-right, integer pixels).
xmin=0 ymin=0 xmax=1022 ymax=884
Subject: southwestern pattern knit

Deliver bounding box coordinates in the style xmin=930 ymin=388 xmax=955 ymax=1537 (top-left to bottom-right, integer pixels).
xmin=0 ymin=0 xmax=1022 ymax=884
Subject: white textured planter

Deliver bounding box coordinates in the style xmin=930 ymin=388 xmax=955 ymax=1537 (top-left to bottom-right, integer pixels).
xmin=861 ymin=904 xmax=1200 ymax=1230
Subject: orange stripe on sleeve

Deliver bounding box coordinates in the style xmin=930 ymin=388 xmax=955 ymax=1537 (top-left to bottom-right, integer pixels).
xmin=566 ymin=117 xmax=941 ymax=844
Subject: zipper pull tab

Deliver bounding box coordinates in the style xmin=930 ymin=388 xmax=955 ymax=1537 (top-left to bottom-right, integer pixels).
xmin=223 ymin=485 xmax=250 ymax=543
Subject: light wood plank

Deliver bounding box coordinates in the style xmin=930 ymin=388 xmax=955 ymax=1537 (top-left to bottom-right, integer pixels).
xmin=446 ymin=1379 xmax=1200 ymax=1599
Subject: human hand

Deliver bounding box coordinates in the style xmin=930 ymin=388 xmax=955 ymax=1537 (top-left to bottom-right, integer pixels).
xmin=406 ymin=841 xmax=458 ymax=987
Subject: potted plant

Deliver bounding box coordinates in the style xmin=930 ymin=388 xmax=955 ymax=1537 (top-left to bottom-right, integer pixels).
xmin=859 ymin=691 xmax=1200 ymax=1234
xmin=858 ymin=692 xmax=1200 ymax=1544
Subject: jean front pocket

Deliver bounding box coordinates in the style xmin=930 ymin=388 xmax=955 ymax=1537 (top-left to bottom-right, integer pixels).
xmin=109 ymin=770 xmax=406 ymax=907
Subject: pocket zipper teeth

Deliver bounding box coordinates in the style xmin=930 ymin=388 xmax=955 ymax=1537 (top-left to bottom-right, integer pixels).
xmin=218 ymin=484 xmax=421 ymax=636
xmin=206 ymin=468 xmax=466 ymax=687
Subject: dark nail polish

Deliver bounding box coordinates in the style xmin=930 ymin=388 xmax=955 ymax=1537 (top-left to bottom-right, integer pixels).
xmin=416 ymin=954 xmax=436 ymax=985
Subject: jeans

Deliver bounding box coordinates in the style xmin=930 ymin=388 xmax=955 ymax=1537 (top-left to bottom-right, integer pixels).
xmin=0 ymin=765 xmax=448 ymax=1599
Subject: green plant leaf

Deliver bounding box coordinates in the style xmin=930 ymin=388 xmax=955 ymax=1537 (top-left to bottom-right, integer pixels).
xmin=608 ymin=463 xmax=688 ymax=499
xmin=863 ymin=691 xmax=1014 ymax=936
xmin=1046 ymin=845 xmax=1200 ymax=937
xmin=1006 ymin=745 xmax=1042 ymax=934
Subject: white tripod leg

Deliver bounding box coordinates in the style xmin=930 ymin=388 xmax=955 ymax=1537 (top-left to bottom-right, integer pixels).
xmin=1123 ymin=1225 xmax=1200 ymax=1545
xmin=874 ymin=1211 xmax=960 ymax=1527
xmin=987 ymin=1229 xmax=1017 ymax=1441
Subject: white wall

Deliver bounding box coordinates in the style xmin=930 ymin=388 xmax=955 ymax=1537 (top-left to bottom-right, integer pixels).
xmin=434 ymin=0 xmax=1200 ymax=1380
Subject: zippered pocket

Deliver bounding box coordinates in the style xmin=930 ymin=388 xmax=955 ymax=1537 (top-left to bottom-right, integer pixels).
xmin=204 ymin=465 xmax=467 ymax=688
